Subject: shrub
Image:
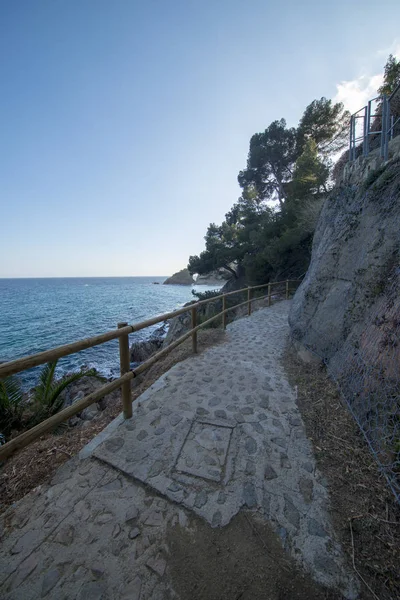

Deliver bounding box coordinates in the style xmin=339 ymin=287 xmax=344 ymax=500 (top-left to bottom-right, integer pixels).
xmin=29 ymin=361 xmax=104 ymax=426
xmin=191 ymin=289 xmax=222 ymax=301
xmin=0 ymin=376 xmax=24 ymax=439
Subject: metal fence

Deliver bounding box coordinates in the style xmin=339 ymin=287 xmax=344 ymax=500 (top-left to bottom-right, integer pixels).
xmin=349 ymin=82 xmax=400 ymax=162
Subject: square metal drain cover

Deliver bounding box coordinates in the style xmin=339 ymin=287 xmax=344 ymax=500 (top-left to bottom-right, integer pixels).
xmin=175 ymin=421 xmax=233 ymax=482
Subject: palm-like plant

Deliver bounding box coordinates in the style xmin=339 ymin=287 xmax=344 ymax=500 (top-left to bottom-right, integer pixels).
xmin=30 ymin=360 xmax=103 ymax=426
xmin=0 ymin=375 xmax=25 ymax=439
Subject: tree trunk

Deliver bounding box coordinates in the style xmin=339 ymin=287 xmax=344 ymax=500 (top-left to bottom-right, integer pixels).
xmin=276 ymin=183 xmax=285 ymax=210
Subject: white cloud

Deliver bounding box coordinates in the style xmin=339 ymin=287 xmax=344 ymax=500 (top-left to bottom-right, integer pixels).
xmin=334 ymin=74 xmax=383 ymax=114
xmin=333 ymin=42 xmax=400 ymax=115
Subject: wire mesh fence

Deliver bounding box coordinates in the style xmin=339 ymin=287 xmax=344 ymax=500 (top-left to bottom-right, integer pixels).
xmin=296 ymin=268 xmax=400 ymax=503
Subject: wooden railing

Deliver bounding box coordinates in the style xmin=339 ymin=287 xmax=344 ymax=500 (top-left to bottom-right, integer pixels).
xmin=0 ymin=279 xmax=300 ymax=460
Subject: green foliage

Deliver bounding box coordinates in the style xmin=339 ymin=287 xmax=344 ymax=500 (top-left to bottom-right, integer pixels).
xmin=378 ymin=54 xmax=400 ymax=97
xmin=188 ymin=221 xmax=242 ymax=278
xmin=0 ymin=361 xmax=105 ymax=441
xmin=290 ymin=139 xmax=330 ymax=198
xmin=238 ymin=119 xmax=298 ymax=207
xmin=363 ymin=164 xmax=392 ymax=191
xmin=297 ymin=97 xmax=350 ymax=157
xmin=367 ymin=55 xmax=400 ymax=148
xmin=196 ymin=309 xmax=221 ymax=329
xmin=191 ymin=289 xmax=221 ymax=301
xmin=0 ymin=376 xmax=25 ymax=439
xmin=188 ymin=84 xmax=381 ymax=287
xmin=29 ymin=361 xmax=103 ymax=426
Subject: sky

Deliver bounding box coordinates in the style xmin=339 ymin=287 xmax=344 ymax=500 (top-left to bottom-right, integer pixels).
xmin=1 ymin=0 xmax=399 ymax=278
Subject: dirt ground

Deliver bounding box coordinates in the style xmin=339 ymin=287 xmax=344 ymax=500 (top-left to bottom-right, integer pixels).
xmin=0 ymin=328 xmax=225 ymax=511
xmin=283 ymin=343 xmax=400 ymax=600
xmin=167 ymin=511 xmax=340 ymax=600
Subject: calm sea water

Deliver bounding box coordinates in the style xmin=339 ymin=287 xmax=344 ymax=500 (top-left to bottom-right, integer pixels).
xmin=0 ymin=277 xmax=220 ymax=387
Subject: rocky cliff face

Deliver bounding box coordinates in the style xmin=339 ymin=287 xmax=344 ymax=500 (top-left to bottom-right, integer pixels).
xmin=289 ymin=158 xmax=400 ymax=364
xmin=289 ymin=158 xmax=400 ymax=482
xmin=163 ymin=269 xmax=194 ymax=285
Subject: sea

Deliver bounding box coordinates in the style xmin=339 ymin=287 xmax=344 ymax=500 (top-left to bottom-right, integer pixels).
xmin=0 ymin=277 xmax=221 ymax=388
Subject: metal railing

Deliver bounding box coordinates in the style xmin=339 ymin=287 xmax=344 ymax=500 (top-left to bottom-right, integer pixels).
xmin=349 ymin=82 xmax=400 ymax=162
xmin=0 ymin=279 xmax=299 ymax=461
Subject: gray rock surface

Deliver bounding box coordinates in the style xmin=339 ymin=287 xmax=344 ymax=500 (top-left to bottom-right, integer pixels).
xmin=130 ymin=324 xmax=167 ymax=363
xmin=163 ymin=269 xmax=194 ymax=285
xmin=290 ymin=158 xmax=400 ymax=380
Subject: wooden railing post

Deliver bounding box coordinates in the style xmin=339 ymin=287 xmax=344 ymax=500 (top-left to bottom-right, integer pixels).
xmin=247 ymin=287 xmax=252 ymax=316
xmin=285 ymin=279 xmax=289 ymax=300
xmin=191 ymin=306 xmax=197 ymax=353
xmin=268 ymin=283 xmax=271 ymax=307
xmin=222 ymin=295 xmax=227 ymax=329
xmin=118 ymin=322 xmax=132 ymax=419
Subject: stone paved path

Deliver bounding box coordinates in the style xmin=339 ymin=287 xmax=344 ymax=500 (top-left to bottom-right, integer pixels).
xmin=0 ymin=302 xmax=359 ymax=599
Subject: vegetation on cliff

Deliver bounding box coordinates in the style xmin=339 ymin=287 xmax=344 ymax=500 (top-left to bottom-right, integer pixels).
xmin=0 ymin=362 xmax=102 ymax=443
xmin=188 ymin=98 xmax=348 ymax=285
xmin=188 ymin=54 xmax=398 ymax=287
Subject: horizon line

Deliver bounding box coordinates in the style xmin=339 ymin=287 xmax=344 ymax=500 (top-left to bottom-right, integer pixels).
xmin=0 ymin=275 xmax=171 ymax=280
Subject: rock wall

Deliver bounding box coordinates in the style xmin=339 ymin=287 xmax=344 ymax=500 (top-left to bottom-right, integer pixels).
xmin=289 ymin=157 xmax=400 ymax=492
xmin=339 ymin=135 xmax=400 ymax=186
xmin=289 ymin=157 xmax=400 ymax=502
xmin=289 ymin=157 xmax=400 ymax=365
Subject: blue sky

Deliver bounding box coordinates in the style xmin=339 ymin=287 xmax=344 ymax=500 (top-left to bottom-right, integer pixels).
xmin=1 ymin=0 xmax=399 ymax=277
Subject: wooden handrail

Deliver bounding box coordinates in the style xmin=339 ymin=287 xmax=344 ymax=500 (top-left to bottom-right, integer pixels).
xmin=0 ymin=277 xmax=301 ymax=460
xmin=0 ymin=279 xmax=300 ymax=380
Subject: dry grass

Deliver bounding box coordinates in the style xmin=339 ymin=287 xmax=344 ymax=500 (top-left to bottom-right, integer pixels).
xmin=283 ymin=342 xmax=400 ymax=600
xmin=0 ymin=328 xmax=225 ymax=511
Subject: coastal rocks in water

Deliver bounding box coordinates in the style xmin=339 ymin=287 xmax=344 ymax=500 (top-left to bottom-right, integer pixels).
xmin=62 ymin=373 xmax=106 ymax=408
xmin=130 ymin=339 xmax=162 ymax=363
xmin=81 ymin=404 xmax=99 ymax=421
xmin=163 ymin=308 xmax=193 ymax=346
xmin=72 ymin=391 xmax=85 ymax=404
xmin=58 ymin=374 xmax=111 ymax=427
xmin=163 ymin=269 xmax=194 ymax=285
xmin=163 ymin=298 xmax=223 ymax=347
xmin=130 ymin=324 xmax=167 ymax=363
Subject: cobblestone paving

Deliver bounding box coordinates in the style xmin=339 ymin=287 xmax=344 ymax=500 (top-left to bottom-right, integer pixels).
xmin=0 ymin=302 xmax=359 ymax=599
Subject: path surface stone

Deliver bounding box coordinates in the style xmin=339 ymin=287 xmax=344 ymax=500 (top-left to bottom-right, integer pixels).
xmin=284 ymin=496 xmax=300 ymax=529
xmin=41 ymin=570 xmax=60 ymax=597
xmin=120 ymin=576 xmax=142 ymax=600
xmin=243 ymin=482 xmax=257 ymax=508
xmin=146 ymin=554 xmax=167 ymax=577
xmin=194 ymin=491 xmax=208 ymax=508
xmin=308 ymin=518 xmax=327 ymax=538
xmin=244 ymin=436 xmax=257 ymax=454
xmin=0 ymin=302 xmax=358 ymax=600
